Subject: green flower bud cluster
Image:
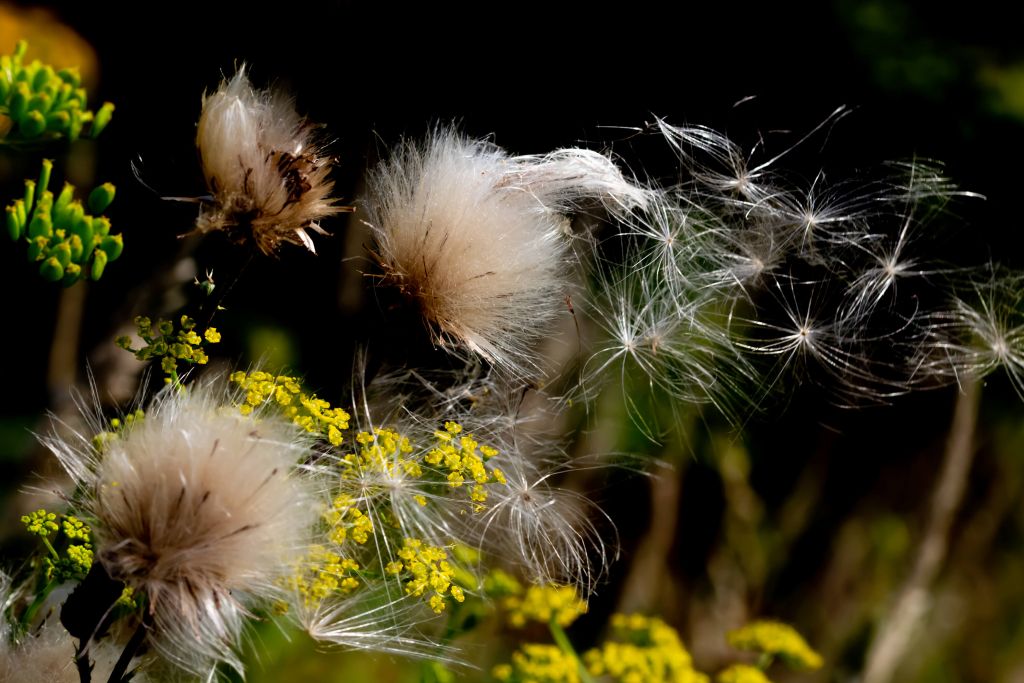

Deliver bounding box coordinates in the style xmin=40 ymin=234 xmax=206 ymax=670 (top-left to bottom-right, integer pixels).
xmin=0 ymin=40 xmax=113 ymax=143
xmin=90 ymin=408 xmax=145 ymax=453
xmin=116 ymin=315 xmax=222 ymax=383
xmin=5 ymin=158 xmax=123 ymax=285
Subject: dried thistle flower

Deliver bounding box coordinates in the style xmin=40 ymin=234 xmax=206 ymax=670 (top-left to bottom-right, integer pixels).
xmin=43 ymin=381 xmax=319 ymax=677
xmin=363 ymin=128 xmax=647 ymax=377
xmin=195 ymin=67 xmax=348 ymax=256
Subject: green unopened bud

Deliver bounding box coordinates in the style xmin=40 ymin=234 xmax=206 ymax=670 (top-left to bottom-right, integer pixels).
xmin=88 ymin=183 xmax=116 ymax=214
xmin=52 ymin=240 xmax=71 ymax=268
xmin=40 ymin=256 xmax=64 ymax=282
xmin=9 ymin=83 xmax=29 ymax=123
xmin=28 ymin=212 xmax=52 ymax=239
xmin=90 ymin=102 xmax=114 ymax=138
xmin=71 ymin=214 xmax=94 ymax=243
xmin=6 ymin=205 xmax=22 ymax=241
xmin=13 ymin=41 xmax=27 ymax=62
xmin=14 ymin=199 xmax=26 ymax=228
xmin=38 ymin=159 xmax=53 ymax=196
xmin=27 ymin=237 xmax=47 ymax=261
xmin=90 ymin=248 xmax=107 ymax=280
xmin=72 ymin=87 xmax=87 ymax=108
xmin=56 ymin=67 xmax=80 ymax=88
xmin=68 ymin=234 xmax=84 ymax=262
xmin=20 ymin=109 xmax=45 ymax=138
xmin=99 ymin=233 xmax=123 ymax=261
xmin=31 ymin=65 xmax=53 ymax=92
xmin=62 ymin=262 xmax=82 ymax=287
xmin=27 ymin=92 xmax=52 ymax=114
xmin=53 ymin=184 xmax=75 ymax=224
xmin=67 ymin=108 xmax=83 ymax=141
xmin=46 ymin=110 xmax=69 ymax=132
xmin=92 ymin=216 xmax=111 ymax=237
xmin=23 ymin=180 xmax=35 ymax=216
xmin=53 ymin=82 xmax=72 ymax=108
xmin=0 ymin=71 xmax=9 ymax=101
xmin=63 ymin=201 xmax=85 ymax=230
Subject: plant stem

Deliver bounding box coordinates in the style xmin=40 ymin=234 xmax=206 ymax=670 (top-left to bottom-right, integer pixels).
xmin=75 ymin=641 xmax=92 ymax=683
xmin=549 ymin=620 xmax=596 ymax=683
xmin=107 ymin=617 xmax=148 ymax=683
xmin=20 ymin=579 xmax=57 ymax=631
xmin=862 ymin=379 xmax=981 ymax=683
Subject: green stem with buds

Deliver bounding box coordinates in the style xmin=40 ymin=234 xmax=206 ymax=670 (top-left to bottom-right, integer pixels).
xmin=549 ymin=620 xmax=596 ymax=683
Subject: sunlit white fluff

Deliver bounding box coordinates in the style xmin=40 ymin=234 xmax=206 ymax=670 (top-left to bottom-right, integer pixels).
xmin=363 ymin=128 xmax=647 ymax=377
xmin=42 ymin=382 xmax=319 ymax=678
xmin=195 ymin=67 xmax=347 ymax=256
xmin=0 ymin=617 xmax=133 ymax=683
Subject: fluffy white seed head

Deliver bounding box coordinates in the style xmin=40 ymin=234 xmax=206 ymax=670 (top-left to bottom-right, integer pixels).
xmin=363 ymin=129 xmax=646 ymax=377
xmin=195 ymin=67 xmax=347 ymax=255
xmin=44 ymin=383 xmax=319 ymax=677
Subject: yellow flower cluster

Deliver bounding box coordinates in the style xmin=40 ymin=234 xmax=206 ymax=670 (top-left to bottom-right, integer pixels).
xmin=229 ymin=370 xmax=350 ymax=445
xmin=503 ymin=584 xmax=588 ymax=628
xmin=426 ymin=421 xmax=506 ymax=507
xmin=286 ymin=544 xmax=361 ymax=609
xmin=726 ymin=621 xmax=822 ymax=670
xmin=385 ymin=538 xmax=465 ymax=613
xmin=715 ymin=665 xmax=771 ymax=683
xmin=339 ymin=422 xmax=507 ymax=511
xmin=493 ymin=644 xmax=581 ymax=683
xmin=324 ymin=494 xmax=374 ymax=545
xmin=344 ymin=427 xmax=419 ymax=481
xmin=583 ymin=614 xmax=708 ymax=683
xmin=117 ymin=315 xmax=220 ymax=382
xmin=21 ymin=509 xmax=58 ymax=537
xmin=22 ymin=509 xmax=93 ymax=581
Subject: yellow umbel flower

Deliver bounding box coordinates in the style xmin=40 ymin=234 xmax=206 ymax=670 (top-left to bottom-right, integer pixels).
xmin=385 ymin=538 xmax=464 ymax=613
xmin=494 ymin=644 xmax=581 ymax=683
xmin=726 ymin=621 xmax=822 ymax=670
xmin=503 ymin=584 xmax=588 ymax=628
xmin=230 ymin=370 xmax=350 ymax=443
xmin=285 ymin=544 xmax=361 ymax=609
xmin=323 ymin=494 xmax=373 ymax=545
xmin=716 ymin=664 xmax=772 ymax=683
xmin=583 ymin=613 xmax=709 ymax=683
xmin=21 ymin=509 xmax=58 ymax=537
xmin=117 ymin=315 xmax=220 ymax=382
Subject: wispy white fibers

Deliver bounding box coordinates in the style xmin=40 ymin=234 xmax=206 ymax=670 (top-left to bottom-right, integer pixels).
xmin=578 ymin=115 xmax=990 ymax=415
xmin=195 ymin=67 xmax=347 ymax=256
xmin=42 ymin=381 xmax=319 ymax=678
xmin=362 ymin=128 xmax=648 ymax=378
xmin=0 ymin=617 xmax=133 ymax=683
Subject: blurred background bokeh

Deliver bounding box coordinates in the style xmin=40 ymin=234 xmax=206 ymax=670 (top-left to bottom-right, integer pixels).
xmin=2 ymin=2 xmax=1024 ymax=681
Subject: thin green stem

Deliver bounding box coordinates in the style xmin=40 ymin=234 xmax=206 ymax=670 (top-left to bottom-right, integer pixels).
xmin=549 ymin=620 xmax=596 ymax=683
xmin=40 ymin=536 xmax=60 ymax=560
xmin=19 ymin=578 xmax=57 ymax=631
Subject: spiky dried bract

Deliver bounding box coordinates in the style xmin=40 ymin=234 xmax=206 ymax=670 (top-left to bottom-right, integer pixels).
xmin=363 ymin=129 xmax=646 ymax=377
xmin=44 ymin=383 xmax=318 ymax=677
xmin=195 ymin=67 xmax=346 ymax=256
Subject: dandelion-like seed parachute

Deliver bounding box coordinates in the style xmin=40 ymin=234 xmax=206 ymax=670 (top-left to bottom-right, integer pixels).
xmin=362 ymin=128 xmax=648 ymax=378
xmin=42 ymin=381 xmax=319 ymax=678
xmin=195 ymin=67 xmax=348 ymax=256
